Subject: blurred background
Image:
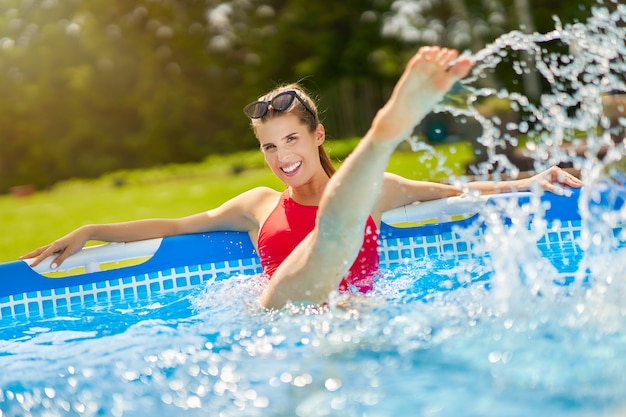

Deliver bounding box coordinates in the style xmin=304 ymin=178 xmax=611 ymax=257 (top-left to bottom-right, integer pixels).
xmin=0 ymin=0 xmax=601 ymax=194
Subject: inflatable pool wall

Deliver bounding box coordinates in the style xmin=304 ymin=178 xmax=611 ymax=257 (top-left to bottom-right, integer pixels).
xmin=0 ymin=188 xmax=620 ymax=319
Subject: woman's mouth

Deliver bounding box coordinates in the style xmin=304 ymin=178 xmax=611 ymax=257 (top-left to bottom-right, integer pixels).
xmin=281 ymin=161 xmax=302 ymax=174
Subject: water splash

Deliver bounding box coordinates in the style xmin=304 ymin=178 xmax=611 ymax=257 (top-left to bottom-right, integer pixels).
xmin=436 ymin=2 xmax=625 ymax=182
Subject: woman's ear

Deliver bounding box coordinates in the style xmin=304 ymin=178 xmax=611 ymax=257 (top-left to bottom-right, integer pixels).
xmin=315 ymin=124 xmax=326 ymax=146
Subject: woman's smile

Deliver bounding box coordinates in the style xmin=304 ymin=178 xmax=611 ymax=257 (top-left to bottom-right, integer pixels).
xmin=281 ymin=161 xmax=302 ymax=175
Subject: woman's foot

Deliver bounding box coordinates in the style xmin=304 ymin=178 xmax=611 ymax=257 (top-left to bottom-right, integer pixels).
xmin=371 ymin=47 xmax=473 ymax=144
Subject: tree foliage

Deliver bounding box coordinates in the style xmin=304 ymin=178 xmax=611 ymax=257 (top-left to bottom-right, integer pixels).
xmin=0 ymin=0 xmax=602 ymax=192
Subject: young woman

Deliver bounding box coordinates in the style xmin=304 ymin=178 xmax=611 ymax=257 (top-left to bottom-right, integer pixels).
xmin=22 ymin=47 xmax=582 ymax=309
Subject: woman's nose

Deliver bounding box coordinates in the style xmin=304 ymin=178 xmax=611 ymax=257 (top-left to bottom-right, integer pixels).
xmin=276 ymin=146 xmax=291 ymax=161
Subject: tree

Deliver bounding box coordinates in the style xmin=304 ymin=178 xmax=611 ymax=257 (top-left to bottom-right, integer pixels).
xmin=0 ymin=0 xmax=607 ymax=192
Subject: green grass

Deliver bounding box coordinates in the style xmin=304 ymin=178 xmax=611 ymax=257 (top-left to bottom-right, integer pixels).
xmin=0 ymin=139 xmax=475 ymax=263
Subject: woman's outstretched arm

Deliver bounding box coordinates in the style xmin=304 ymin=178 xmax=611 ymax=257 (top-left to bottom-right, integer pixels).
xmin=21 ymin=187 xmax=276 ymax=269
xmin=375 ymin=167 xmax=583 ymax=216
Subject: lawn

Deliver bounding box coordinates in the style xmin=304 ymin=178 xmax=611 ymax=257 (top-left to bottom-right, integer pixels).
xmin=0 ymin=139 xmax=475 ymax=263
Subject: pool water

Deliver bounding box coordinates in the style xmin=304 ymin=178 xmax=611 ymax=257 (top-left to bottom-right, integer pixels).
xmin=2 ymin=226 xmax=626 ymax=417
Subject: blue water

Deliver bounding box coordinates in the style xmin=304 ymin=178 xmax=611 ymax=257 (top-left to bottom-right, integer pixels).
xmin=2 ymin=237 xmax=626 ymax=417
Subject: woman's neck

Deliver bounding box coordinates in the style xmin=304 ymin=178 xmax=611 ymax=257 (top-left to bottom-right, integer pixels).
xmin=288 ymin=173 xmax=330 ymax=206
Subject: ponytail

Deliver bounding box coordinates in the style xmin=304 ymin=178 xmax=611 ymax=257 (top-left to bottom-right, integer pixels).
xmin=319 ymin=146 xmax=336 ymax=177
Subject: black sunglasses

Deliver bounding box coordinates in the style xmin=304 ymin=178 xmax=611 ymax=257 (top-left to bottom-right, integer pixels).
xmin=243 ymin=90 xmax=317 ymax=120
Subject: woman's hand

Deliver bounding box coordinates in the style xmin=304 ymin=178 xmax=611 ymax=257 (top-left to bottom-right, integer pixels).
xmin=19 ymin=226 xmax=92 ymax=269
xmin=525 ymin=166 xmax=583 ymax=194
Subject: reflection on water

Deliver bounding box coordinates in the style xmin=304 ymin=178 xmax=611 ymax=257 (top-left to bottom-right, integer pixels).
xmin=1 ymin=2 xmax=626 ymax=416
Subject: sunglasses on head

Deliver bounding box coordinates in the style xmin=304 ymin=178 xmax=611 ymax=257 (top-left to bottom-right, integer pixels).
xmin=243 ymin=90 xmax=316 ymax=120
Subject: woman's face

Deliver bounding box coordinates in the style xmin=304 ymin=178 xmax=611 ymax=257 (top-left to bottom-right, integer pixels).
xmin=255 ymin=114 xmax=326 ymax=188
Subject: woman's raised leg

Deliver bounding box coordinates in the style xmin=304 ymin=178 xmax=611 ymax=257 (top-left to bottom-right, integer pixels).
xmin=260 ymin=47 xmax=473 ymax=309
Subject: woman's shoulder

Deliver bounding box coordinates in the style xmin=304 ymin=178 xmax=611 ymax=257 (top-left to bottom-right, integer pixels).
xmin=236 ymin=187 xmax=283 ymax=226
xmin=205 ymin=186 xmax=281 ymax=230
xmin=229 ymin=186 xmax=282 ymax=210
xmin=243 ymin=186 xmax=282 ymax=199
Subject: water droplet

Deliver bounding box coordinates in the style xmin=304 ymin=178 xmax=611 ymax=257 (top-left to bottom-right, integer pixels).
xmin=324 ymin=377 xmax=342 ymax=391
xmin=186 ymin=395 xmax=201 ymax=408
xmin=488 ymin=351 xmax=502 ymax=363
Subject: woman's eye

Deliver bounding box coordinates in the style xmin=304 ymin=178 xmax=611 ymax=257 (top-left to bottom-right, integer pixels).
xmin=263 ymin=144 xmax=276 ymax=152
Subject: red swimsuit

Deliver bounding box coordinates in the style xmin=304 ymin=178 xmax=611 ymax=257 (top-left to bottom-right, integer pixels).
xmin=257 ymin=191 xmax=379 ymax=293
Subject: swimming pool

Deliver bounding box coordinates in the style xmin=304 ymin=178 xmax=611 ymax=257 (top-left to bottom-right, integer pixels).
xmin=1 ymin=186 xmax=626 ymax=416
